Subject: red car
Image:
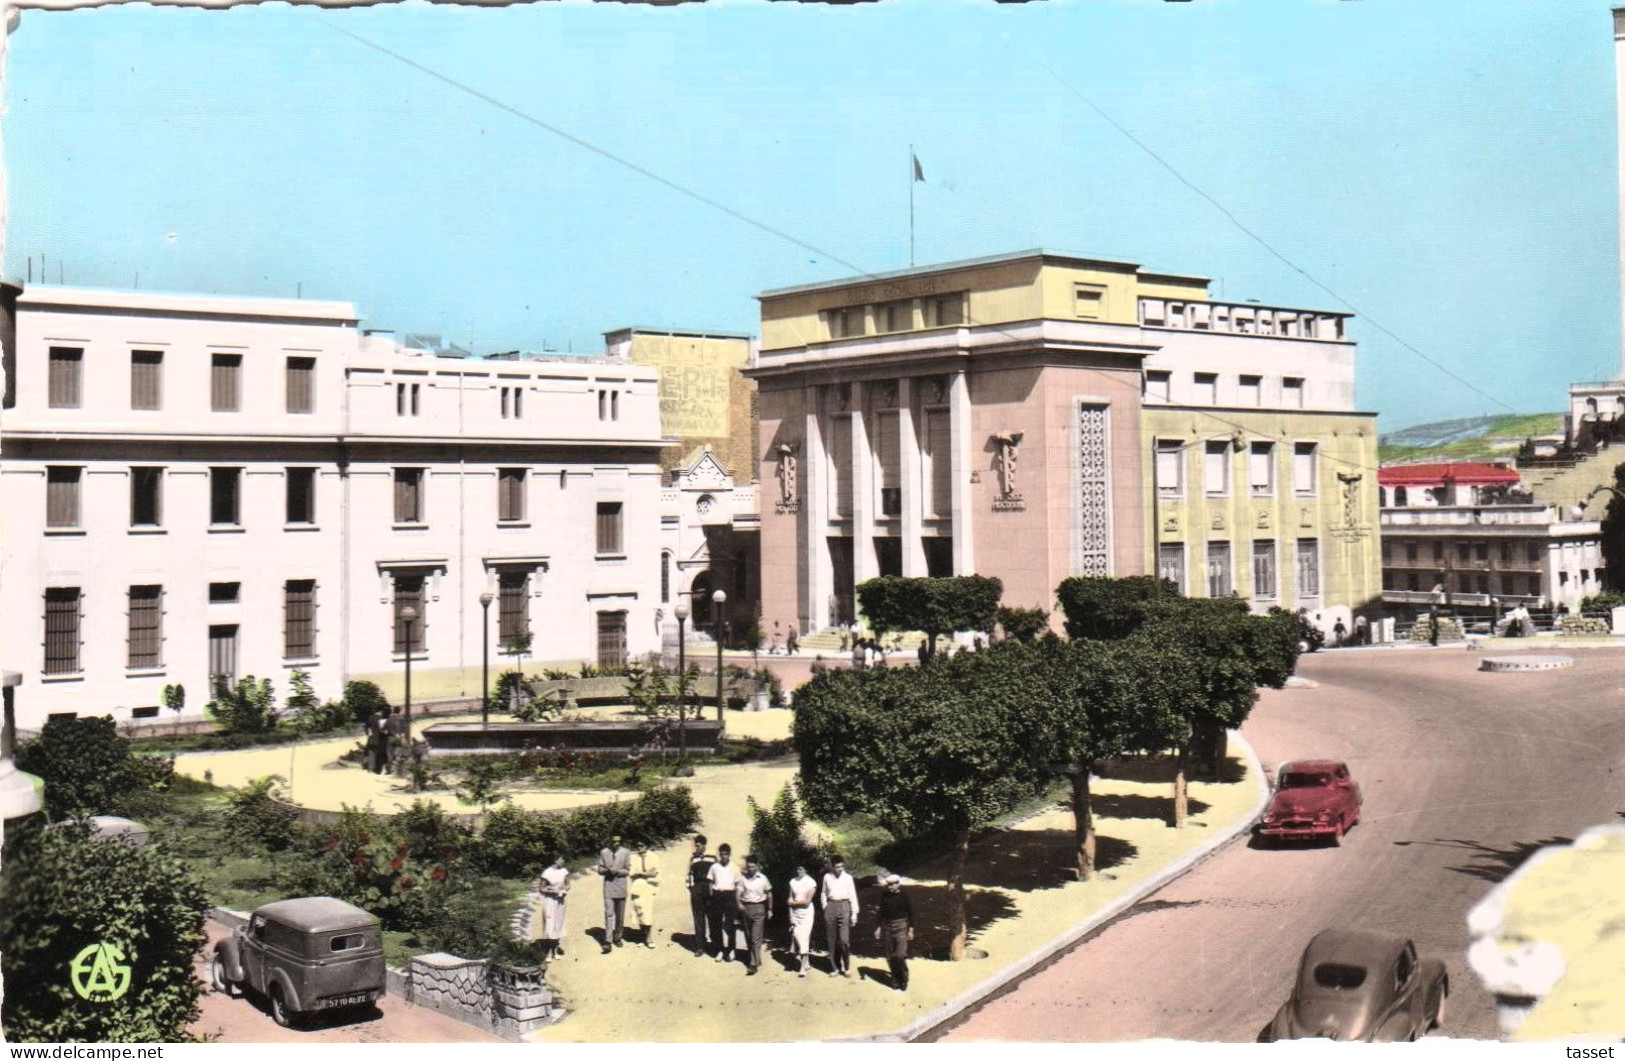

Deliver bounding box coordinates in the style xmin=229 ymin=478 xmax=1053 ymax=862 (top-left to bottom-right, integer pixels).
xmin=1258 ymin=760 xmax=1362 ymax=845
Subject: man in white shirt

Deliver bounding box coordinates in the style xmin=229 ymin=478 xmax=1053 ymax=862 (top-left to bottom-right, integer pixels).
xmin=735 ymin=855 xmax=773 ymax=975
xmin=820 ymin=856 xmax=859 ymax=976
xmin=705 ymin=843 xmax=740 ymax=962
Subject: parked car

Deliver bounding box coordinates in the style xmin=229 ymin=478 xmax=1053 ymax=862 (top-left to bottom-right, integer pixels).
xmin=1262 ymin=929 xmax=1448 ymax=1042
xmin=1257 ymin=759 xmax=1362 ymax=845
xmin=211 ymin=897 xmax=385 ymax=1027
xmin=46 ymin=816 xmax=150 ymax=846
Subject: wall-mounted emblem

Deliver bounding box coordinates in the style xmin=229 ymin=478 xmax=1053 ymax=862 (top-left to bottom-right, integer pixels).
xmin=992 ymin=432 xmax=1026 ymax=511
xmin=774 ymin=443 xmax=800 ymax=514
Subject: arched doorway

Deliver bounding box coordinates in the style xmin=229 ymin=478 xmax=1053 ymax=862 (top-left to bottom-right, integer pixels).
xmin=689 ymin=570 xmax=717 ymax=633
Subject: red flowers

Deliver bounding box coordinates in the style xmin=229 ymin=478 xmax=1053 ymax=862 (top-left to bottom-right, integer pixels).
xmin=431 ymin=868 xmax=448 ymax=882
xmin=389 ymin=857 xmax=405 ymax=872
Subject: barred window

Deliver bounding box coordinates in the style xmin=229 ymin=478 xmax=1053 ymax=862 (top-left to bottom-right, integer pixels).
xmin=596 ymin=611 xmax=627 ymax=667
xmin=127 ymin=585 xmax=163 ymax=669
xmin=394 ymin=469 xmax=424 ymax=524
xmin=44 ymin=588 xmax=82 ymax=675
xmin=284 ymin=580 xmax=317 ymax=659
xmin=498 ymin=468 xmax=526 ymax=523
xmin=393 ymin=576 xmax=426 ymax=653
xmin=131 ymin=467 xmax=164 ymax=527
xmin=499 ymin=572 xmax=529 ymax=644
xmin=286 ymin=357 xmax=315 ymax=414
xmin=48 ymin=348 xmax=83 ymax=409
xmin=286 ymin=468 xmax=317 ymax=525
xmin=211 ymin=353 xmax=242 ymax=412
xmin=47 ymin=466 xmax=82 ymax=529
xmin=661 ymin=551 xmax=671 ymax=603
xmin=595 ymin=502 xmax=623 ymax=554
xmin=131 ymin=350 xmax=163 ymax=410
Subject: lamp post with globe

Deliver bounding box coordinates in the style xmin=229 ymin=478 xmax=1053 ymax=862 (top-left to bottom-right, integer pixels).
xmin=712 ymin=589 xmax=727 ymax=728
xmin=674 ymin=599 xmax=690 ymax=758
xmin=479 ymin=591 xmax=495 ymax=727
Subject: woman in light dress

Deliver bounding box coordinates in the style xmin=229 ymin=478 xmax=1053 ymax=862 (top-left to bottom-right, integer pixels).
xmin=538 ymin=853 xmax=570 ymax=960
xmin=786 ymin=864 xmax=818 ymax=978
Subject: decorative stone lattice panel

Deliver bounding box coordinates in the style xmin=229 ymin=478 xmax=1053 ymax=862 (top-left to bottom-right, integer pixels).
xmin=1077 ymin=404 xmax=1111 ymax=576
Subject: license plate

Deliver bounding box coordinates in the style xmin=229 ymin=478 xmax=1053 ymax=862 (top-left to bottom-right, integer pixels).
xmin=322 ymin=993 xmax=374 ymax=1009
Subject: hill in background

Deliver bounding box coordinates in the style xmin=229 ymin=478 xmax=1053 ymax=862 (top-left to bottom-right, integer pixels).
xmin=1379 ymin=412 xmax=1564 ymax=464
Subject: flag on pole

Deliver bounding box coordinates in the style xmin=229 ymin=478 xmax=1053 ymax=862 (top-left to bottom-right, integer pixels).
xmin=912 ymin=153 xmax=925 ymax=182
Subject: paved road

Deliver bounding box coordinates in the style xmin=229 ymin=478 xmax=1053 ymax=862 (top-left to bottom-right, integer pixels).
xmin=935 ymin=645 xmax=1625 ymax=1042
xmin=190 ymin=923 xmax=499 ymax=1043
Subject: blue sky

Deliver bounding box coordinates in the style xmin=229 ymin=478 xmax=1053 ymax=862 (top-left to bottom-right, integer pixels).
xmin=5 ymin=0 xmax=1619 ymax=430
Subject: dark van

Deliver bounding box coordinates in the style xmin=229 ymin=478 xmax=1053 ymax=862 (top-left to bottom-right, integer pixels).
xmin=211 ymin=897 xmax=385 ymax=1027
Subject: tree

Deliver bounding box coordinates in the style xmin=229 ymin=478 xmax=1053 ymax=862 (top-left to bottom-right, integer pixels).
xmin=455 ymin=759 xmax=510 ymax=825
xmin=1600 ymin=464 xmax=1625 ymax=591
xmin=206 ymin=675 xmax=278 ymax=734
xmin=746 ymin=783 xmax=831 ymax=929
xmin=855 ymin=575 xmax=1003 ymax=662
xmin=1 ymin=822 xmax=209 ymax=1042
xmin=1054 ymin=575 xmax=1181 ymax=641
xmin=502 ymin=633 xmax=534 ymax=708
xmin=161 ymin=684 xmax=186 ymax=736
xmin=994 ymin=605 xmax=1051 ymax=644
xmin=17 ymin=716 xmax=148 ymax=821
xmin=795 ymin=648 xmax=1044 ymax=959
xmin=342 ymin=680 xmax=391 ymax=726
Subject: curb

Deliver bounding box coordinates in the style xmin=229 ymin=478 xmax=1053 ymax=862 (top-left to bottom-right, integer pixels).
xmin=858 ymin=729 xmax=1270 ymax=1044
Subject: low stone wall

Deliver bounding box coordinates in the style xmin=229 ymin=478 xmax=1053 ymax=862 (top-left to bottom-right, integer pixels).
xmin=1408 ymin=615 xmax=1465 ymax=642
xmin=1558 ymin=615 xmax=1612 ymax=636
xmin=403 ymin=952 xmax=560 ymax=1041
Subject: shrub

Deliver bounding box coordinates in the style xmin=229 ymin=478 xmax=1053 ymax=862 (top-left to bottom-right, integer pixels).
xmin=285 ymin=671 xmax=349 ymax=736
xmin=416 ymin=888 xmax=536 ymax=965
xmin=17 ymin=716 xmax=149 ymax=820
xmin=1275 ymin=607 xmax=1326 ymax=652
xmin=475 ymin=803 xmax=560 ymax=877
xmin=283 ymin=807 xmax=456 ymax=932
xmin=747 ymin=783 xmax=832 ymax=925
xmin=1054 ymin=575 xmax=1182 ymax=640
xmin=222 ymin=776 xmax=301 ymax=852
xmin=396 ymin=800 xmax=472 ymax=864
xmin=1578 ymin=591 xmax=1625 ymax=613
xmin=855 ymin=575 xmax=1003 ymax=658
xmin=995 ymin=605 xmax=1051 ymax=644
xmin=342 ymin=680 xmax=391 ymax=727
xmin=0 ymin=821 xmax=209 ymax=1042
xmin=207 ymin=676 xmax=279 ymax=735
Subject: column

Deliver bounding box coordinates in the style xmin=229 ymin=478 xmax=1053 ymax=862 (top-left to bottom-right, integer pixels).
xmin=850 ymin=381 xmax=876 ymax=584
xmin=898 ymin=377 xmax=926 ymax=576
xmin=802 ymin=390 xmax=829 ymax=632
xmin=948 ymin=369 xmax=974 ymax=576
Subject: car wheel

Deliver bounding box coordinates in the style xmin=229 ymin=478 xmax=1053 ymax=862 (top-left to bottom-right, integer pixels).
xmin=269 ymin=984 xmax=293 ymax=1028
xmin=210 ymin=952 xmax=238 ymax=998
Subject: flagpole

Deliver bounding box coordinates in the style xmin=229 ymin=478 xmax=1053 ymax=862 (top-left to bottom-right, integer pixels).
xmin=909 ymin=143 xmax=915 ymax=268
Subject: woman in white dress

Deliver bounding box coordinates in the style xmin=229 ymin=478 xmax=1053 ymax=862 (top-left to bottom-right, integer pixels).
xmin=786 ymin=864 xmax=818 ymax=978
xmin=538 ymin=853 xmax=570 ymax=960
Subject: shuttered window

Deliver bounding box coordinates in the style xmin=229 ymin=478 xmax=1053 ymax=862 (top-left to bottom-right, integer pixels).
xmin=1158 ymin=543 xmax=1186 ymax=594
xmin=1249 ymin=441 xmax=1275 ymax=497
xmin=829 ymin=416 xmax=852 ymax=517
xmin=925 ymin=409 xmax=952 ymax=518
xmin=498 ymin=572 xmax=529 ymax=643
xmin=47 ymin=466 xmax=82 ymax=529
xmin=498 ymin=468 xmax=526 ymax=522
xmin=1252 ymin=541 xmax=1277 ymax=600
xmin=394 ymin=469 xmax=424 ymax=524
xmin=596 ymin=502 xmax=623 ymax=554
xmin=874 ymin=411 xmax=900 ymax=517
xmin=1293 ymin=443 xmax=1319 ymax=496
xmin=210 ymin=467 xmax=241 ymax=526
xmin=1297 ymin=539 xmax=1321 ymax=598
xmin=286 ymin=468 xmax=316 ymax=525
xmin=286 ymin=357 xmax=315 ymax=414
xmin=131 ymin=350 xmax=163 ymax=410
xmin=44 ymin=588 xmax=82 ymax=675
xmin=284 ymin=580 xmax=317 ymax=659
xmin=211 ymin=354 xmax=242 ymax=412
xmin=127 ymin=585 xmax=163 ymax=668
xmin=393 ymin=576 xmax=426 ymax=653
xmin=1155 ymin=440 xmax=1184 ymax=497
xmin=1206 ymin=542 xmax=1233 ymax=598
xmin=48 ymin=348 xmax=82 ymax=409
xmin=1204 ymin=441 xmax=1230 ymax=496
xmin=131 ymin=467 xmax=163 ymax=527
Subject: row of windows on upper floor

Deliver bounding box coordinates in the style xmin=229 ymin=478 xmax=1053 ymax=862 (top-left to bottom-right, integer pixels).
xmin=1380 ymin=569 xmax=1562 ymax=598
xmin=1382 ymin=539 xmax=1554 ymax=565
xmin=1139 ymin=299 xmax=1347 ymax=341
xmin=41 ymin=347 xmax=633 ymax=422
xmin=1142 ymin=370 xmax=1307 ymax=408
xmin=41 ymin=465 xmax=627 ymax=550
xmin=1154 ymin=439 xmax=1320 ymax=500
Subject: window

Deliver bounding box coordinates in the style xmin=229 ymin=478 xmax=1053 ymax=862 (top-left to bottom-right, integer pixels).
xmin=1283 ymin=377 xmax=1305 ymax=409
xmin=396 ymin=381 xmax=421 ymax=417
xmin=1527 ymin=542 xmax=1542 ymax=563
xmin=1156 ymin=439 xmax=1184 ymax=497
xmin=284 ymin=580 xmax=317 ymax=659
xmin=46 ymin=466 xmax=82 ymax=529
xmin=1292 ymin=442 xmax=1319 ymax=496
xmin=48 ymin=347 xmax=83 ymax=409
xmin=210 ymin=467 xmax=242 ymax=526
xmin=596 ymin=502 xmax=624 ymax=554
xmin=44 ymin=588 xmax=82 ymax=675
xmin=661 ymin=551 xmax=672 ymax=604
xmin=498 ymin=468 xmax=527 ymax=523
xmin=929 ymin=294 xmax=964 ymax=328
xmin=874 ymin=410 xmax=900 ymax=515
xmin=1475 ymin=542 xmax=1489 ymax=562
xmin=1559 ymin=570 xmax=1570 ymax=586
xmin=393 ymin=469 xmax=424 ymax=524
xmin=286 ymin=468 xmax=317 ymax=525
xmin=1158 ymin=543 xmax=1185 ymax=594
xmin=1206 ymin=542 xmax=1233 ymax=598
xmin=1456 ymin=542 xmax=1470 ymax=562
xmin=878 ymin=299 xmax=912 ymax=333
xmin=1296 ymin=538 xmax=1320 ymax=598
xmin=597 ymin=611 xmax=628 ymax=667
xmin=1144 ymin=371 xmax=1171 ymax=403
xmin=1252 ymin=541 xmax=1277 ymax=599
xmin=131 ymin=350 xmax=163 ymax=410
xmin=1204 ymin=440 xmax=1231 ymax=497
xmin=499 ymin=572 xmax=530 ymax=643
xmin=880 ymin=488 xmax=903 ymax=517
xmin=611 ymin=391 xmax=620 ymax=420
xmin=209 ymin=582 xmax=240 ymax=604
xmin=393 ymin=576 xmax=426 ymax=654
xmin=132 ymin=706 xmax=160 ymax=720
xmin=1381 ymin=539 xmax=1391 ymax=563
xmin=1407 ymin=571 xmax=1420 ymax=592
xmin=1194 ymin=372 xmax=1218 ymax=405
xmin=1405 ymin=542 xmax=1418 ymax=562
xmin=500 ymin=385 xmax=524 ymax=419
xmin=1239 ymin=375 xmax=1262 ymax=407
xmin=286 ymin=357 xmax=315 ymax=414
xmin=1074 ymin=284 xmax=1106 ymax=320
xmin=1433 ymin=541 xmax=1445 ymax=562
xmin=1394 ymin=486 xmax=1409 ymax=506
xmin=127 ymin=585 xmax=163 ymax=669
xmin=1249 ymin=441 xmax=1275 ymax=497
xmin=211 ymin=353 xmax=242 ymax=412
xmin=131 ymin=467 xmax=163 ymax=527
xmin=598 ymin=390 xmax=607 ymax=420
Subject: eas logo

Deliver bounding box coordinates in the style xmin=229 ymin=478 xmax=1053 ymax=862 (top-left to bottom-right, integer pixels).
xmin=70 ymin=941 xmax=132 ymax=1002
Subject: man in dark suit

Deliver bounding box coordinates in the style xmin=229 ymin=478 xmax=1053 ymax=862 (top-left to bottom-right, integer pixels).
xmin=596 ymin=835 xmax=633 ymax=953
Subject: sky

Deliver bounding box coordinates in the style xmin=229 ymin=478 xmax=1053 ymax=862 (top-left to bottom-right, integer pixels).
xmin=3 ymin=0 xmax=1620 ymax=431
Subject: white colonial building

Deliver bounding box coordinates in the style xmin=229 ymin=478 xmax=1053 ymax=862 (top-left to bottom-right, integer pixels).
xmin=0 ymin=286 xmax=670 ymax=728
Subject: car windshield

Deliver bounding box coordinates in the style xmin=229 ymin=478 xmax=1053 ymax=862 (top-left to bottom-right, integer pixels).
xmin=1312 ymin=963 xmax=1368 ymax=990
xmin=1283 ymin=772 xmax=1333 ymax=789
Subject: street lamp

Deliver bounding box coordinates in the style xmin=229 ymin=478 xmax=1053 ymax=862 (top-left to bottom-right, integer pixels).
xmin=674 ymin=600 xmax=690 ymax=758
xmin=712 ymin=589 xmax=727 ymax=727
xmin=1572 ymin=484 xmax=1625 ymax=520
xmin=479 ymin=592 xmax=495 ymax=727
xmin=400 ymin=606 xmax=418 ymax=739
